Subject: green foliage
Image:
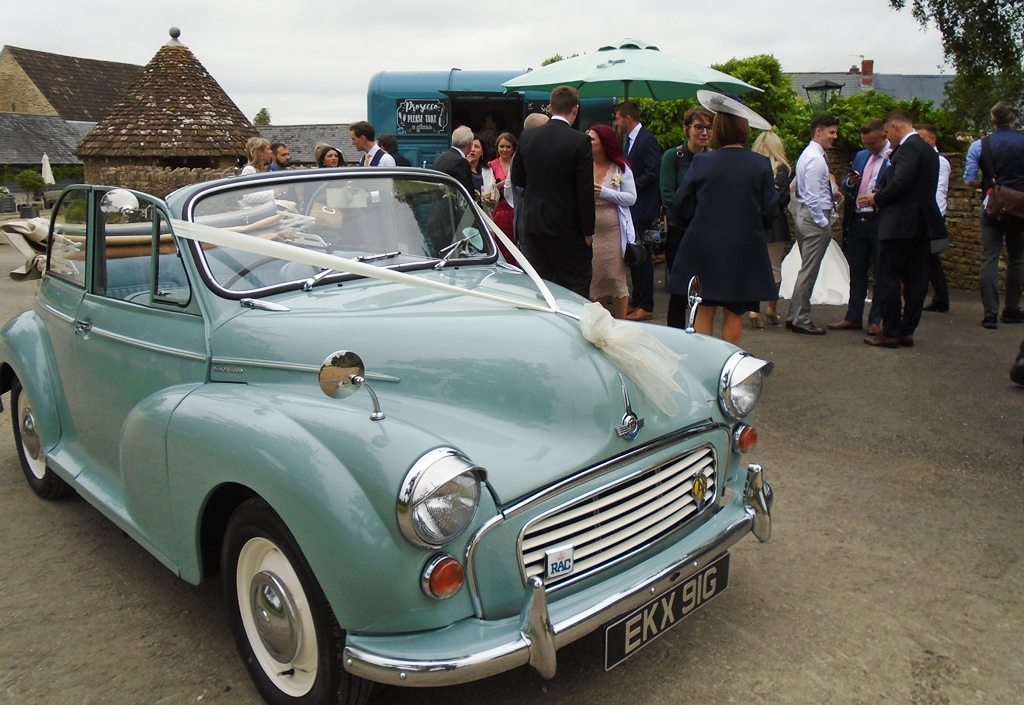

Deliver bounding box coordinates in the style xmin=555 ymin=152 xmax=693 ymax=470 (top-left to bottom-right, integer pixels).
xmin=61 ymin=198 xmax=87 ymax=224
xmin=541 ymin=54 xmax=578 ymax=66
xmin=253 ymin=108 xmax=271 ymax=126
xmin=634 ymin=55 xmax=810 ymax=160
xmin=826 ymin=92 xmax=964 ymax=152
xmin=50 ymin=165 xmax=84 ymax=182
xmin=890 ymin=0 xmax=1024 ymax=131
xmin=16 ymin=169 xmax=44 ymax=191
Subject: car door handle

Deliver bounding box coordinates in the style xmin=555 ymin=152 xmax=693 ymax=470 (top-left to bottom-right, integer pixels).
xmin=75 ymin=320 xmax=93 ymax=334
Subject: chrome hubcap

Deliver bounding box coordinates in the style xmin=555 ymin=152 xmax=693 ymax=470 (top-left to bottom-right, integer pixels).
xmin=19 ymin=404 xmax=45 ymax=480
xmin=249 ymin=570 xmax=301 ymax=664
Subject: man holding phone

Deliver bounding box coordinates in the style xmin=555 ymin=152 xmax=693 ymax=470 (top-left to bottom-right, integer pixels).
xmin=828 ymin=118 xmax=891 ymax=333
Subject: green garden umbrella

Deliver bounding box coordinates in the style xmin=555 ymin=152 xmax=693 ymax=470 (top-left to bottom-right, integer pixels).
xmin=502 ymin=38 xmax=760 ymax=101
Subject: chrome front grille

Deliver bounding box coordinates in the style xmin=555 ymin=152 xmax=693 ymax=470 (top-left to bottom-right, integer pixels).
xmin=520 ymin=445 xmax=717 ymax=587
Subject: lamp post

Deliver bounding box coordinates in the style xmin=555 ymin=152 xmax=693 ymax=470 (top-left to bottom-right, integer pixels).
xmin=805 ymin=80 xmax=843 ymax=113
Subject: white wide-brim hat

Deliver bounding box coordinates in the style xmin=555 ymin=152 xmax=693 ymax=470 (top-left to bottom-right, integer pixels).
xmin=697 ymin=90 xmax=773 ymax=131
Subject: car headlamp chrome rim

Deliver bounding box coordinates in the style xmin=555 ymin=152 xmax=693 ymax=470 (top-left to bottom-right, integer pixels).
xmin=397 ymin=448 xmax=486 ymax=548
xmin=719 ymin=352 xmax=773 ymax=420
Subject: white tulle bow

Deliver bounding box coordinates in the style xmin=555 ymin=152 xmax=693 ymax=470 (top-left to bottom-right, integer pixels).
xmin=580 ymin=303 xmax=686 ymax=416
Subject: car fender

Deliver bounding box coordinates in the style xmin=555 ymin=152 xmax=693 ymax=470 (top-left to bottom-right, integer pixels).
xmin=166 ymin=384 xmax=485 ymax=633
xmin=0 ymin=311 xmax=64 ymax=455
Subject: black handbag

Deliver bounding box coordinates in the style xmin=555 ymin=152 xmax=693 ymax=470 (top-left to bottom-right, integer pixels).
xmin=624 ymin=241 xmax=648 ymax=267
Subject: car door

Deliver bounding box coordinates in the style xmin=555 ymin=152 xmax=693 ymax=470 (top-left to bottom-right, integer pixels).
xmin=56 ymin=188 xmax=208 ymax=553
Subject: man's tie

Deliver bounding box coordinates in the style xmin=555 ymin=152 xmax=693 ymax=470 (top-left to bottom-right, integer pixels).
xmin=858 ymin=154 xmax=878 ymax=201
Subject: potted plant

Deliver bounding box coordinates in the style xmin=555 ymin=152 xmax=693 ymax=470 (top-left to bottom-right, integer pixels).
xmin=15 ymin=170 xmax=44 ymax=218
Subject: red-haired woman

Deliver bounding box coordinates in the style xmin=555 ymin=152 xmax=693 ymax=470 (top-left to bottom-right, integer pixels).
xmin=588 ymin=123 xmax=637 ymax=319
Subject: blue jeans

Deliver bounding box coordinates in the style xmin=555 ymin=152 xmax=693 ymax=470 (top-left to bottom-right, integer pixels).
xmin=979 ymin=213 xmax=1024 ymax=319
xmin=843 ymin=216 xmax=883 ymax=325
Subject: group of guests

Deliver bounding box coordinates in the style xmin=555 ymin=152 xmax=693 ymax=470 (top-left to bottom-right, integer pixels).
xmin=238 ymin=122 xmax=415 ymax=176
xmin=236 ymin=92 xmax=1024 ymax=382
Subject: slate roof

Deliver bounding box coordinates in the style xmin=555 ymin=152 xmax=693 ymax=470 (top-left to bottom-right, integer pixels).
xmin=257 ymin=124 xmax=361 ymax=165
xmin=76 ymin=31 xmax=258 ymax=158
xmin=788 ymin=73 xmax=866 ymax=100
xmin=4 ymin=45 xmax=141 ymax=122
xmin=788 ymin=71 xmax=952 ymax=107
xmin=0 ymin=113 xmax=94 ymax=164
xmin=874 ymin=74 xmax=951 ymax=107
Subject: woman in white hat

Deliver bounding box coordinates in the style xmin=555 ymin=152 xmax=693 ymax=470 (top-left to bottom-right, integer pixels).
xmin=667 ymin=92 xmax=778 ymax=345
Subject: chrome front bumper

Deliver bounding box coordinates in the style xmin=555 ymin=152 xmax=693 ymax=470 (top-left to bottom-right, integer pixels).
xmin=344 ymin=463 xmax=772 ymax=687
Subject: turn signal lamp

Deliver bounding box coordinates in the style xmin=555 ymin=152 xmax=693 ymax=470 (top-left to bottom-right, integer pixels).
xmin=735 ymin=425 xmax=758 ymax=453
xmin=422 ymin=554 xmax=465 ymax=599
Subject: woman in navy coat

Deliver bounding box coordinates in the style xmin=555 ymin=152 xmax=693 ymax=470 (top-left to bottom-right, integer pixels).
xmin=668 ymin=110 xmax=779 ymax=345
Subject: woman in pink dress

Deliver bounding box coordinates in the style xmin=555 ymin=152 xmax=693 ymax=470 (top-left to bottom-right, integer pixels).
xmin=487 ymin=132 xmax=517 ymax=260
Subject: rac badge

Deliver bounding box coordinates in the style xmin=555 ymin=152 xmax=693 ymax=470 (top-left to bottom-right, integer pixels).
xmin=545 ymin=545 xmax=575 ymax=579
xmin=616 ymin=374 xmax=645 ymax=441
xmin=692 ymin=474 xmax=707 ymax=510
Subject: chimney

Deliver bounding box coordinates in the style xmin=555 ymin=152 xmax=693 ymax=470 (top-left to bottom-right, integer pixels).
xmin=861 ymin=59 xmax=874 ymax=88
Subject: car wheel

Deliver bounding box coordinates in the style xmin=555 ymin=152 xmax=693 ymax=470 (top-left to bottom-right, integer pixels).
xmin=222 ymin=497 xmax=372 ymax=705
xmin=11 ymin=378 xmax=72 ymax=499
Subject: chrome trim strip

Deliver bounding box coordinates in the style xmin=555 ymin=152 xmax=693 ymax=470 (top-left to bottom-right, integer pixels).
xmin=209 ymin=357 xmax=400 ymax=381
xmin=39 ymin=303 xmax=75 ymax=324
xmin=464 ymin=512 xmax=505 ymax=618
xmin=343 ymin=499 xmax=763 ymax=687
xmin=87 ymin=327 xmax=207 ymax=361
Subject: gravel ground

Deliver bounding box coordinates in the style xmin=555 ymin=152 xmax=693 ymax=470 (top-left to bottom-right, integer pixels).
xmin=0 ymin=235 xmax=1021 ymax=705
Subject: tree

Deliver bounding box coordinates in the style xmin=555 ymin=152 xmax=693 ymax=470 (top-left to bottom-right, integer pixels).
xmin=890 ymin=0 xmax=1024 ymax=130
xmin=253 ymin=108 xmax=271 ymax=126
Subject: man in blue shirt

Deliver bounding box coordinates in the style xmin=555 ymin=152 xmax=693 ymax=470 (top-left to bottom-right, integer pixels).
xmin=966 ymin=102 xmax=1024 ymax=329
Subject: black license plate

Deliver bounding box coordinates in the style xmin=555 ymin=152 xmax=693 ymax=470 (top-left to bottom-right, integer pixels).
xmin=604 ymin=553 xmax=730 ymax=670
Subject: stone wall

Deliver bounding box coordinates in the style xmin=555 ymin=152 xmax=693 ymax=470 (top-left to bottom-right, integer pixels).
xmin=0 ymin=50 xmax=57 ymax=116
xmin=85 ymin=163 xmax=237 ymax=199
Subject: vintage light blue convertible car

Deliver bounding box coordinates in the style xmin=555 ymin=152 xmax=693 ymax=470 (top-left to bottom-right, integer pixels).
xmin=0 ymin=168 xmax=773 ymax=705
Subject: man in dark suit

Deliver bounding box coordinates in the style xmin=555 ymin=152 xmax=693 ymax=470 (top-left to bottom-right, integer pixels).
xmin=828 ymin=119 xmax=890 ymax=333
xmin=614 ymin=102 xmax=662 ymax=321
xmin=860 ymin=109 xmax=947 ymax=348
xmin=431 ymin=126 xmax=476 ymax=197
xmin=511 ymin=86 xmax=595 ymax=299
xmin=509 ymin=112 xmax=550 ymax=257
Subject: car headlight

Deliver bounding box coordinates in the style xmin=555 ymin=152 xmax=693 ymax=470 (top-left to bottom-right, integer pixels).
xmin=719 ymin=352 xmax=773 ymax=420
xmin=397 ymin=448 xmax=486 ymax=548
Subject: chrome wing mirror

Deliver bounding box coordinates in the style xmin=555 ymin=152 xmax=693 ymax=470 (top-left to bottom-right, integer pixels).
xmin=686 ymin=276 xmax=702 ymax=333
xmin=318 ymin=350 xmax=385 ymax=421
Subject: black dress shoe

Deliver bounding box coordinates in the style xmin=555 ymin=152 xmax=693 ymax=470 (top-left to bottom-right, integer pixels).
xmin=864 ymin=334 xmax=900 ymax=348
xmin=1001 ymin=309 xmax=1024 ymax=324
xmin=899 ymin=335 xmax=914 ymax=348
xmin=982 ymin=317 xmax=998 ymax=329
xmin=791 ymin=323 xmax=826 ymax=336
xmin=1011 ymin=356 xmax=1024 ymax=385
xmin=923 ymin=302 xmax=949 ymax=312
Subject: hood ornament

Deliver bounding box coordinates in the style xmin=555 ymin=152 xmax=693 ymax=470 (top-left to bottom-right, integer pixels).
xmin=616 ymin=374 xmax=644 ymax=441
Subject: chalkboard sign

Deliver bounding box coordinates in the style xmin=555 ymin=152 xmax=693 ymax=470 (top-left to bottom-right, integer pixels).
xmin=396 ymin=99 xmax=449 ymax=135
xmin=525 ymin=101 xmax=550 ymax=117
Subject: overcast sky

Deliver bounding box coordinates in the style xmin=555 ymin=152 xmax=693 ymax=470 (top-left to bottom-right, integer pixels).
xmin=4 ymin=0 xmax=950 ymax=125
